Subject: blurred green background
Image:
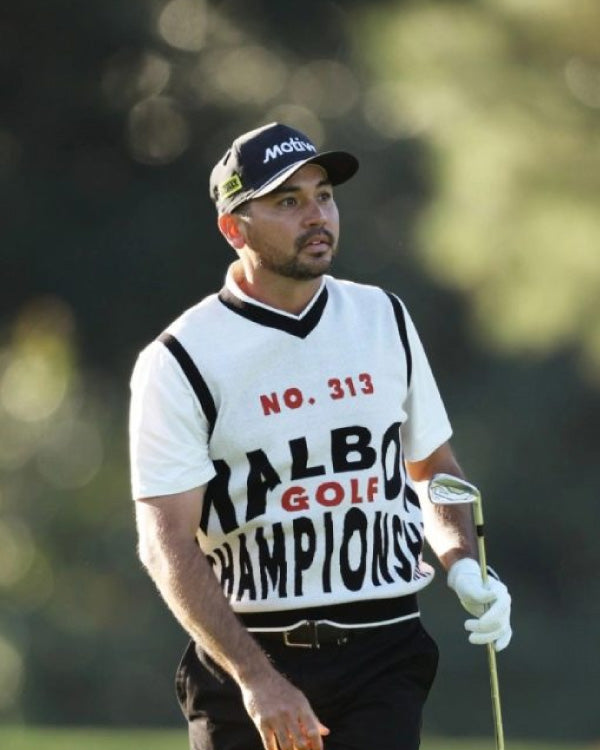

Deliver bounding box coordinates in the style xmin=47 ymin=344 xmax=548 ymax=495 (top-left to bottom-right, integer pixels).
xmin=1 ymin=0 xmax=599 ymax=745
xmin=0 ymin=727 xmax=592 ymax=750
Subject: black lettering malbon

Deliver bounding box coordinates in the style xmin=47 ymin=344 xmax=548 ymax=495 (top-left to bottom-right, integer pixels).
xmin=200 ymin=423 xmax=405 ymax=535
xmin=245 ymin=448 xmax=281 ymax=522
xmin=205 ymin=508 xmax=423 ymax=602
xmin=289 ymin=437 xmax=326 ymax=479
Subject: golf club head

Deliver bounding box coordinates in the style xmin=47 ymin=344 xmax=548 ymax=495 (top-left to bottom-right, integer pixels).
xmin=428 ymin=473 xmax=481 ymax=506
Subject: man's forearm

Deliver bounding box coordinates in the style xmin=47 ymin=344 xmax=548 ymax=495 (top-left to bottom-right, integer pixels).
xmin=141 ymin=535 xmax=329 ymax=750
xmin=143 ymin=538 xmax=273 ymax=686
xmin=406 ymin=442 xmax=478 ymax=570
xmin=420 ymin=496 xmax=478 ymax=571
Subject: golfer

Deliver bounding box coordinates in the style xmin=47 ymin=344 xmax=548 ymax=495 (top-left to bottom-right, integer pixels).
xmin=129 ymin=122 xmax=512 ymax=750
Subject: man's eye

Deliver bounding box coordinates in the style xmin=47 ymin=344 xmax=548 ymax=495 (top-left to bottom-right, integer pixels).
xmin=279 ymin=196 xmax=297 ymax=207
xmin=318 ymin=191 xmax=332 ymax=202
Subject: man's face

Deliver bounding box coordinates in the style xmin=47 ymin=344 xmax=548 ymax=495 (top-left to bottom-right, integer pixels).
xmin=235 ymin=163 xmax=340 ymax=281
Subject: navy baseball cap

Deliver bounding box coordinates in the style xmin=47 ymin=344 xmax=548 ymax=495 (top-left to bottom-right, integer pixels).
xmin=209 ymin=122 xmax=359 ymax=214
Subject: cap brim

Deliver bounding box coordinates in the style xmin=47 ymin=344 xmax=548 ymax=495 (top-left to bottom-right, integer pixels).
xmin=250 ymin=150 xmax=359 ymax=201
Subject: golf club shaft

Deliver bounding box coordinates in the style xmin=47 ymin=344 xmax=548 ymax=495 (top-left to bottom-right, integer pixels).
xmin=486 ymin=644 xmax=504 ymax=750
xmin=473 ymin=499 xmax=505 ymax=750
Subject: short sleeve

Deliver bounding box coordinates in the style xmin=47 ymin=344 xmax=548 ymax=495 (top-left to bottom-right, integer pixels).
xmin=129 ymin=341 xmax=216 ymax=499
xmin=399 ymin=305 xmax=453 ymax=462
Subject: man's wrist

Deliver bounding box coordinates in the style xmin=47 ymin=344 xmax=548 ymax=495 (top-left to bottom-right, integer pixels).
xmin=232 ymin=643 xmax=279 ymax=689
xmin=447 ymin=557 xmax=480 ymax=589
xmin=443 ymin=551 xmax=478 ymax=573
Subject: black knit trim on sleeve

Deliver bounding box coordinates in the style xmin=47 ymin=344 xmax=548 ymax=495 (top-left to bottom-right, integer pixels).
xmin=384 ymin=292 xmax=412 ymax=389
xmin=158 ymin=332 xmax=217 ymax=437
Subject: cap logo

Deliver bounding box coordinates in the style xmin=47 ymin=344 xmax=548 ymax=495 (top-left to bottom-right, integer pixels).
xmin=263 ymin=137 xmax=317 ymax=164
xmin=219 ymin=174 xmax=243 ymax=200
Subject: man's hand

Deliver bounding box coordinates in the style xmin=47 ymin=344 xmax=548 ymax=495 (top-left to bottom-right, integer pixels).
xmin=447 ymin=557 xmax=512 ymax=652
xmin=240 ymin=668 xmax=330 ymax=750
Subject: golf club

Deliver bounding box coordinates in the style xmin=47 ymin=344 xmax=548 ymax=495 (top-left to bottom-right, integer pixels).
xmin=428 ymin=473 xmax=505 ymax=750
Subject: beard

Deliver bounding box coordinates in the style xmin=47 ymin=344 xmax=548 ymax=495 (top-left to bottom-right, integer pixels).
xmin=254 ymin=228 xmax=338 ymax=281
xmin=258 ymin=249 xmax=337 ymax=280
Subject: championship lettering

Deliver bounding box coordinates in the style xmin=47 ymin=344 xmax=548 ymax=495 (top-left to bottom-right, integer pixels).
xmin=205 ymin=508 xmax=424 ymax=601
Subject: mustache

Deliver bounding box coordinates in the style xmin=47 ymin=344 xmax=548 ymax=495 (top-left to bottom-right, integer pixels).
xmin=295 ymin=227 xmax=335 ymax=251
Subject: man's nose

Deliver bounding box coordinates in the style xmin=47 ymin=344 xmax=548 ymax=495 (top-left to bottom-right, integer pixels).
xmin=303 ymin=199 xmax=327 ymax=225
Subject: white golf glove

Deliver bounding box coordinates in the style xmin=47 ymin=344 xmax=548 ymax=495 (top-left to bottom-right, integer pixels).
xmin=447 ymin=557 xmax=512 ymax=652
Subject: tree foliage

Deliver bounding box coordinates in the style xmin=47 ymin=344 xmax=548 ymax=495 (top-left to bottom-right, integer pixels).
xmin=358 ymin=0 xmax=600 ymax=378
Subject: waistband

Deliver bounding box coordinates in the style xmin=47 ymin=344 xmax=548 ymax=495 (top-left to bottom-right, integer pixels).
xmin=256 ymin=620 xmax=398 ymax=649
xmin=238 ymin=594 xmax=419 ymax=631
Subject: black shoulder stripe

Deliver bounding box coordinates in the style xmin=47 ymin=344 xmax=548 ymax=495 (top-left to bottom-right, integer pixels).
xmin=384 ymin=292 xmax=412 ymax=388
xmin=158 ymin=332 xmax=217 ymax=436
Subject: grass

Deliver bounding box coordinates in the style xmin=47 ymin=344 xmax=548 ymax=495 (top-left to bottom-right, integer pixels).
xmin=0 ymin=727 xmax=591 ymax=750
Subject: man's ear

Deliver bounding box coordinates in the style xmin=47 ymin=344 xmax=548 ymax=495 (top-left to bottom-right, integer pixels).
xmin=218 ymin=213 xmax=246 ymax=250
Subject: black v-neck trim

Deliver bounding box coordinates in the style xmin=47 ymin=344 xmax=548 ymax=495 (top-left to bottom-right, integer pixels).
xmin=218 ymin=285 xmax=328 ymax=339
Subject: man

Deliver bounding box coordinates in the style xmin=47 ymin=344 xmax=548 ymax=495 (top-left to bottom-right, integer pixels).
xmin=129 ymin=122 xmax=512 ymax=750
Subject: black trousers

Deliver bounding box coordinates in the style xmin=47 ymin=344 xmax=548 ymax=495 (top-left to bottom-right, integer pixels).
xmin=176 ymin=618 xmax=439 ymax=750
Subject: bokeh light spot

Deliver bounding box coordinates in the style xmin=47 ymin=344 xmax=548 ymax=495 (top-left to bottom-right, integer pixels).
xmin=192 ymin=46 xmax=286 ymax=106
xmin=158 ymin=0 xmax=208 ymax=52
xmin=127 ymin=96 xmax=190 ymax=165
xmin=263 ymin=105 xmax=325 ymax=147
xmin=289 ymin=61 xmax=358 ymax=118
xmin=1 ymin=352 xmax=69 ymax=423
xmin=0 ymin=518 xmax=35 ymax=588
xmin=363 ymin=82 xmax=429 ymax=139
xmin=102 ymin=51 xmax=171 ymax=109
xmin=0 ymin=634 xmax=23 ymax=711
xmin=0 ymin=414 xmax=36 ymax=469
xmin=565 ymin=57 xmax=600 ymax=109
xmin=37 ymin=419 xmax=104 ymax=489
xmin=1 ymin=298 xmax=75 ymax=424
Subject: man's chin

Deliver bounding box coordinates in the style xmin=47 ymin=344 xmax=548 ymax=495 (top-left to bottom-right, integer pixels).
xmin=294 ymin=257 xmax=334 ymax=280
xmin=299 ymin=250 xmax=336 ymax=275
xmin=264 ymin=251 xmax=336 ymax=281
